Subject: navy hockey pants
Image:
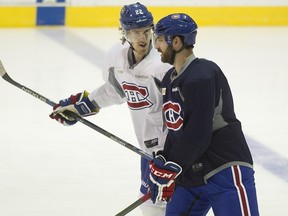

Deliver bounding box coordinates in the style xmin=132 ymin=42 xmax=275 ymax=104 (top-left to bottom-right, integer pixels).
xmin=166 ymin=165 xmax=259 ymax=216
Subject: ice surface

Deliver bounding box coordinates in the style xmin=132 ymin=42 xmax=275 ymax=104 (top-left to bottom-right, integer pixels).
xmin=0 ymin=27 xmax=288 ymax=216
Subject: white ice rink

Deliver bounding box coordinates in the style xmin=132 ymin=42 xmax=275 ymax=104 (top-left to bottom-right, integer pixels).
xmin=0 ymin=26 xmax=288 ymax=216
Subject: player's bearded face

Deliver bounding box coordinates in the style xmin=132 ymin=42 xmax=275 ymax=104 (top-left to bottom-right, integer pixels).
xmin=160 ymin=46 xmax=175 ymax=64
xmin=126 ymin=27 xmax=152 ymax=53
xmin=154 ymin=35 xmax=174 ymax=64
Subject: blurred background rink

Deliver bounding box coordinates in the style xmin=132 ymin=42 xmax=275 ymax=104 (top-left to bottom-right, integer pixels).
xmin=0 ymin=0 xmax=288 ymax=215
xmin=0 ymin=26 xmax=288 ymax=216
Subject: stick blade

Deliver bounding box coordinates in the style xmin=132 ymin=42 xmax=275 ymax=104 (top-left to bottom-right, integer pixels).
xmin=0 ymin=60 xmax=7 ymax=77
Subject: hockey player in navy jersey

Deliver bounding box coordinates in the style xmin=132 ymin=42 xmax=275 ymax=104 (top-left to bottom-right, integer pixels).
xmin=148 ymin=13 xmax=260 ymax=215
xmin=49 ymin=2 xmax=171 ymax=215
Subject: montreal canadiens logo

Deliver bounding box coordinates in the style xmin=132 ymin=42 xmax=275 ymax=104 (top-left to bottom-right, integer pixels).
xmin=122 ymin=82 xmax=153 ymax=109
xmin=163 ymin=101 xmax=183 ymax=131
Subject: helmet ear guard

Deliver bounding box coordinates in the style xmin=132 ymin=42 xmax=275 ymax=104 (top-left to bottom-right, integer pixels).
xmin=155 ymin=13 xmax=198 ymax=46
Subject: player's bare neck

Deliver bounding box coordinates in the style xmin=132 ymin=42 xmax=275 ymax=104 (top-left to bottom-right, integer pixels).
xmin=128 ymin=49 xmax=149 ymax=69
xmin=133 ymin=52 xmax=146 ymax=63
xmin=128 ymin=48 xmax=145 ymax=69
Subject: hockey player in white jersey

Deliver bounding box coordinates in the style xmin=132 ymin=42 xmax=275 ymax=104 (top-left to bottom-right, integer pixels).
xmin=49 ymin=2 xmax=171 ymax=215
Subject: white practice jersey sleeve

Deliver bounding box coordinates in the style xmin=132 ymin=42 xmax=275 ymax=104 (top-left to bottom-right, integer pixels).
xmin=89 ymin=42 xmax=172 ymax=155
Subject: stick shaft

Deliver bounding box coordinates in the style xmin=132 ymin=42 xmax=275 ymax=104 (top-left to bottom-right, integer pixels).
xmin=0 ymin=61 xmax=152 ymax=161
xmin=115 ymin=193 xmax=151 ymax=216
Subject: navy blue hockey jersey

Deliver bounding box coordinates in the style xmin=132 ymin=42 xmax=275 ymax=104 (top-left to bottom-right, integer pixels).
xmin=161 ymin=57 xmax=253 ymax=187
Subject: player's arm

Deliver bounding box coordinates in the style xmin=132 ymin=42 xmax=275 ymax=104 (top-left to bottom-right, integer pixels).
xmin=50 ymin=47 xmax=126 ymax=126
xmin=88 ymin=67 xmax=126 ymax=108
xmin=168 ymin=77 xmax=216 ymax=166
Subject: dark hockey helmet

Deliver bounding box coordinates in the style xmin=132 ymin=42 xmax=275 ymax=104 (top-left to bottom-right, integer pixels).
xmin=155 ymin=13 xmax=198 ymax=46
xmin=119 ymin=2 xmax=154 ymax=30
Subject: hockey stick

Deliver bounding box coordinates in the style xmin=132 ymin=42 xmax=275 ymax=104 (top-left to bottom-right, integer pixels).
xmin=0 ymin=60 xmax=153 ymax=214
xmin=115 ymin=193 xmax=151 ymax=216
xmin=0 ymin=60 xmax=153 ymax=161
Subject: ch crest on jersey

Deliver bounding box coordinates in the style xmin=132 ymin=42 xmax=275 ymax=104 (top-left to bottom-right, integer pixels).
xmin=122 ymin=82 xmax=153 ymax=109
xmin=163 ymin=101 xmax=183 ymax=131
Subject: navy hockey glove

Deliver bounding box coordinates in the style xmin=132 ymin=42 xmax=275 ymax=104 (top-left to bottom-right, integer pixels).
xmin=49 ymin=90 xmax=99 ymax=126
xmin=148 ymin=154 xmax=182 ymax=203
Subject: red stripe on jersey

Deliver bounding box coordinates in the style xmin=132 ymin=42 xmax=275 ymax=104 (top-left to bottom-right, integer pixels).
xmin=232 ymin=165 xmax=250 ymax=216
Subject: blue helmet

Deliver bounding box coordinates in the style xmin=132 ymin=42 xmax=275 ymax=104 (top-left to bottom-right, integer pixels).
xmin=119 ymin=2 xmax=154 ymax=30
xmin=155 ymin=13 xmax=198 ymax=46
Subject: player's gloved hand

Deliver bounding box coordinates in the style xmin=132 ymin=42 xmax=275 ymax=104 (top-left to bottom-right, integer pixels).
xmin=148 ymin=154 xmax=182 ymax=203
xmin=49 ymin=90 xmax=99 ymax=126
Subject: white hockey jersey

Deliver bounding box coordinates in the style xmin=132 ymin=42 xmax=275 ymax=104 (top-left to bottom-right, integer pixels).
xmin=89 ymin=42 xmax=172 ymax=155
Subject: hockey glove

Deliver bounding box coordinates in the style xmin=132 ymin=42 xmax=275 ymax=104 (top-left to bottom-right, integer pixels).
xmin=148 ymin=154 xmax=182 ymax=203
xmin=49 ymin=90 xmax=99 ymax=126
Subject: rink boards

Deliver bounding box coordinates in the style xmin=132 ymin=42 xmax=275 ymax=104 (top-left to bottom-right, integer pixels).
xmin=0 ymin=5 xmax=288 ymax=27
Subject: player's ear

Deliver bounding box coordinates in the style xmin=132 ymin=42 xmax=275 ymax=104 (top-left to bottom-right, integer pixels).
xmin=172 ymin=36 xmax=183 ymax=51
